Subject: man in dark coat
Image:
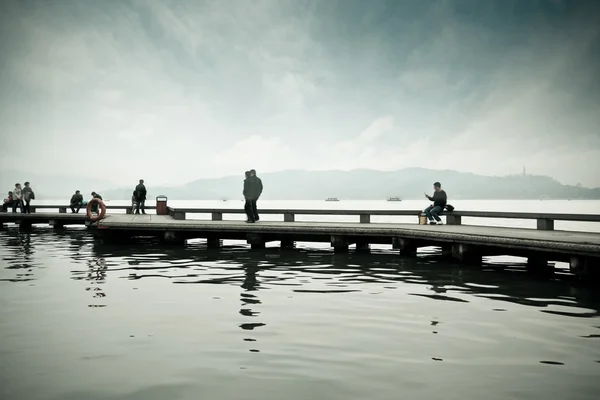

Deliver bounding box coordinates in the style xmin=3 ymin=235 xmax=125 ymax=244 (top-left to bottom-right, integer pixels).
xmin=243 ymin=169 xmax=263 ymax=223
xmin=70 ymin=190 xmax=84 ymax=213
xmin=90 ymin=191 xmax=103 ymax=213
xmin=424 ymin=182 xmax=448 ymax=225
xmin=134 ymin=179 xmax=147 ymax=215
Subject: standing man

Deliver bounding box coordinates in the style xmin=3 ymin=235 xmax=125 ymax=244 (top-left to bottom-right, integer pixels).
xmin=243 ymin=171 xmax=252 ymax=222
xmin=424 ymin=182 xmax=447 ymax=225
xmin=12 ymin=183 xmax=22 ymax=213
xmin=134 ymin=179 xmax=147 ymax=215
xmin=243 ymin=169 xmax=263 ymax=223
xmin=70 ymin=190 xmax=84 ymax=213
xmin=22 ymin=181 xmax=35 ymax=214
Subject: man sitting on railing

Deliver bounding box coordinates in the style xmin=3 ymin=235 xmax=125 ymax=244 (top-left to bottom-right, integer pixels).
xmin=70 ymin=190 xmax=83 ymax=213
xmin=424 ymin=182 xmax=447 ymax=225
xmin=2 ymin=191 xmax=12 ymax=212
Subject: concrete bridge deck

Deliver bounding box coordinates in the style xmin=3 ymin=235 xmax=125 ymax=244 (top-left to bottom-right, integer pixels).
xmin=2 ymin=208 xmax=599 ymax=279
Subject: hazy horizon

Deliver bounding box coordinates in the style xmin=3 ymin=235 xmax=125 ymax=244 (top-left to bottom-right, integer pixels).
xmin=1 ymin=0 xmax=599 ymax=187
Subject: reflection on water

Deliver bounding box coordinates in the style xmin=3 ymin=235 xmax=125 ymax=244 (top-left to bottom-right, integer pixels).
xmin=0 ymin=228 xmax=599 ymax=400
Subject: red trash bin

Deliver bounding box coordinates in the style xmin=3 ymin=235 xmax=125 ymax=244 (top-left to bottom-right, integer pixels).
xmin=156 ymin=195 xmax=168 ymax=215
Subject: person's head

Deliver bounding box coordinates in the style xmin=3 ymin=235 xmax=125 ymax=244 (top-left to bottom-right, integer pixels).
xmin=8 ymin=191 xmax=12 ymax=196
xmin=75 ymin=190 xmax=80 ymax=194
xmin=245 ymin=171 xmax=250 ymax=178
xmin=250 ymin=169 xmax=256 ymax=176
xmin=139 ymin=179 xmax=144 ymax=184
xmin=91 ymin=191 xmax=96 ymax=196
xmin=24 ymin=182 xmax=30 ymax=187
xmin=433 ymin=182 xmax=442 ymax=192
xmin=15 ymin=183 xmax=21 ymax=189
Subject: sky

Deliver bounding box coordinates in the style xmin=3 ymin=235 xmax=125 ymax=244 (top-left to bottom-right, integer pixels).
xmin=0 ymin=0 xmax=599 ymax=187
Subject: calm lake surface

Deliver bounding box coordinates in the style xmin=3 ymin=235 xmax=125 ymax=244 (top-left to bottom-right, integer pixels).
xmin=1 ymin=200 xmax=599 ymax=400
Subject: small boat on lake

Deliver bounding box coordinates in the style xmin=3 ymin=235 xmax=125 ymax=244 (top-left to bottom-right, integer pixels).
xmin=326 ymin=197 xmax=340 ymax=202
xmin=387 ymin=197 xmax=402 ymax=201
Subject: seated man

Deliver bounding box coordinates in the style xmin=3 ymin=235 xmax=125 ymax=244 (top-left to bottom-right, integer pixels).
xmin=70 ymin=190 xmax=84 ymax=213
xmin=2 ymin=191 xmax=12 ymax=212
xmin=424 ymin=182 xmax=447 ymax=225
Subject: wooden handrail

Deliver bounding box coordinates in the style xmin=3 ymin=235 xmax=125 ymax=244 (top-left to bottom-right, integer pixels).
xmin=164 ymin=207 xmax=600 ymax=221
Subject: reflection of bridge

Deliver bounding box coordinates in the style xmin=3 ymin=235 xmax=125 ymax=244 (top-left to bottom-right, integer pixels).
xmin=1 ymin=205 xmax=600 ymax=281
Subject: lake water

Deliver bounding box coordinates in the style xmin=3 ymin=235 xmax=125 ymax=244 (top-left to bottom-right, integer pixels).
xmin=1 ymin=200 xmax=599 ymax=400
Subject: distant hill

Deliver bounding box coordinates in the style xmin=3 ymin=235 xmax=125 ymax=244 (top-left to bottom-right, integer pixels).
xmin=0 ymin=169 xmax=118 ymax=200
xmin=98 ymin=168 xmax=600 ymax=200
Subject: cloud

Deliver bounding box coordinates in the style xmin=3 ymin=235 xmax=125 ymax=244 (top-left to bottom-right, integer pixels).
xmin=0 ymin=0 xmax=599 ymax=188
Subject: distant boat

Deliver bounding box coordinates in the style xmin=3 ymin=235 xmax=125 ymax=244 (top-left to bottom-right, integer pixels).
xmin=387 ymin=197 xmax=402 ymax=202
xmin=326 ymin=197 xmax=340 ymax=202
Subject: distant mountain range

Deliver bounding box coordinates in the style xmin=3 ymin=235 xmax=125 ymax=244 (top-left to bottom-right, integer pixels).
xmin=2 ymin=168 xmax=598 ymax=200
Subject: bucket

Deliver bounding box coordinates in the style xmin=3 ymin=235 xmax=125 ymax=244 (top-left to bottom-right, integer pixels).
xmin=419 ymin=213 xmax=428 ymax=225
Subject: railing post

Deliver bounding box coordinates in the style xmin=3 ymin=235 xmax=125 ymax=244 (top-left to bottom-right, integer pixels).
xmin=284 ymin=213 xmax=295 ymax=222
xmin=30 ymin=206 xmax=36 ymax=213
xmin=536 ymin=218 xmax=554 ymax=230
xmin=173 ymin=211 xmax=186 ymax=220
xmin=359 ymin=214 xmax=370 ymax=223
xmin=446 ymin=215 xmax=461 ymax=225
xmin=211 ymin=212 xmax=223 ymax=221
xmin=59 ymin=207 xmax=67 ymax=214
xmin=126 ymin=207 xmax=133 ymax=215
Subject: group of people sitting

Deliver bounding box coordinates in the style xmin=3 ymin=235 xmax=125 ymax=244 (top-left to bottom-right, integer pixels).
xmin=69 ymin=191 xmax=101 ymax=213
xmin=68 ymin=180 xmax=147 ymax=215
xmin=2 ymin=182 xmax=35 ymax=213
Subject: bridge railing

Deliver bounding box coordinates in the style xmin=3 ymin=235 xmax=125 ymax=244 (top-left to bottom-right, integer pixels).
xmin=165 ymin=207 xmax=600 ymax=231
xmin=10 ymin=205 xmax=600 ymax=231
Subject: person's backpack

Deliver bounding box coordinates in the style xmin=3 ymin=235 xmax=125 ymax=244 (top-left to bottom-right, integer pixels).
xmin=30 ymin=191 xmax=35 ymax=200
xmin=445 ymin=204 xmax=454 ymax=212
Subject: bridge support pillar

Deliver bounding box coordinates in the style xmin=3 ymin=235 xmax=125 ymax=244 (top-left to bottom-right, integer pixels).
xmin=394 ymin=238 xmax=417 ymax=256
xmin=18 ymin=221 xmax=32 ymax=231
xmin=570 ymin=256 xmax=600 ymax=281
xmin=281 ymin=239 xmax=295 ymax=249
xmin=206 ymin=238 xmax=222 ymax=249
xmin=441 ymin=244 xmax=453 ymax=257
xmin=527 ymin=256 xmax=553 ymax=275
xmin=452 ymin=243 xmax=482 ymax=265
xmin=355 ymin=240 xmax=370 ymax=252
xmin=163 ymin=231 xmax=185 ymax=245
xmin=331 ymin=235 xmax=349 ymax=253
xmin=50 ymin=220 xmax=64 ymax=230
xmin=247 ymin=233 xmax=265 ymax=249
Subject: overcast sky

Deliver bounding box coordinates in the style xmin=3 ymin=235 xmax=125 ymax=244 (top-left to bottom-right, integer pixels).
xmin=0 ymin=0 xmax=598 ymax=187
